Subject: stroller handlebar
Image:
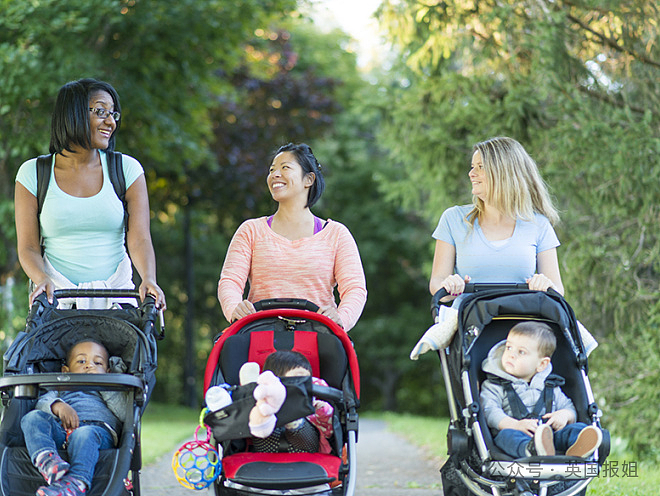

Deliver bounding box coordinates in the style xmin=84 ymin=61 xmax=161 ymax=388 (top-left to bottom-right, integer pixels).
xmin=0 ymin=373 xmax=145 ymax=399
xmin=311 ymin=383 xmax=344 ymax=404
xmin=29 ymin=289 xmax=165 ymax=340
xmin=253 ymin=298 xmax=320 ymax=313
xmin=431 ymin=283 xmax=529 ymax=317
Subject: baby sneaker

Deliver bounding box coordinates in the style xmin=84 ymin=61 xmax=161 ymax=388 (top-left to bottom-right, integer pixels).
xmin=526 ymin=423 xmax=555 ymax=456
xmin=566 ymin=425 xmax=602 ymax=458
xmin=37 ymin=475 xmax=86 ymax=496
xmin=35 ymin=450 xmax=70 ymax=485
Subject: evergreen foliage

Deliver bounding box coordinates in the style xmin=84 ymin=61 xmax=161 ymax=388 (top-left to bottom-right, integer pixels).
xmin=374 ymin=0 xmax=660 ymax=457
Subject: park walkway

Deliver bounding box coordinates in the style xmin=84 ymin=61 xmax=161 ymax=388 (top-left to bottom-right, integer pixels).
xmin=139 ymin=418 xmax=443 ymax=495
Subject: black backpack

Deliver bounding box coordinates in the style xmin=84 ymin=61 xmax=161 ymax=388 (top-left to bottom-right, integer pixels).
xmin=35 ymin=151 xmax=128 ymax=238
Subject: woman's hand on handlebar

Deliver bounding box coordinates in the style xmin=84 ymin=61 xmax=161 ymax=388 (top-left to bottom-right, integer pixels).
xmin=318 ymin=305 xmax=343 ymax=328
xmin=232 ymin=300 xmax=257 ymax=322
xmin=139 ymin=279 xmax=167 ymax=310
xmin=526 ymin=273 xmax=556 ymax=292
xmin=441 ymin=274 xmax=471 ymax=298
xmin=29 ymin=277 xmax=55 ymax=306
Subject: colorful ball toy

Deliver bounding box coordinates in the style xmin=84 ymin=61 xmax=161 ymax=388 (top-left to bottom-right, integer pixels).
xmin=172 ymin=421 xmax=221 ymax=490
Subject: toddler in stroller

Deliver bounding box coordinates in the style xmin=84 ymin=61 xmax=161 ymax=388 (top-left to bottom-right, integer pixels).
xmin=418 ymin=284 xmax=609 ymax=496
xmin=480 ymin=322 xmax=602 ymax=460
xmin=202 ymin=298 xmax=359 ymax=496
xmin=247 ymin=351 xmax=333 ymax=455
xmin=0 ymin=289 xmax=163 ymax=496
xmin=22 ymin=339 xmax=128 ymax=496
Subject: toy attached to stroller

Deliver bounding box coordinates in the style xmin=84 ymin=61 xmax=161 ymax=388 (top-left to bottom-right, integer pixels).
xmin=201 ymin=299 xmax=360 ymax=496
xmin=427 ymin=284 xmax=609 ymax=496
xmin=0 ymin=289 xmax=164 ymax=496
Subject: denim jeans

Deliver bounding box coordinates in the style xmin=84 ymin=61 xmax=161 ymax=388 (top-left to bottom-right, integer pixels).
xmin=494 ymin=422 xmax=589 ymax=458
xmin=21 ymin=410 xmax=115 ymax=487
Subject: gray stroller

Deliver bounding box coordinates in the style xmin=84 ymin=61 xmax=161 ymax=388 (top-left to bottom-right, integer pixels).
xmin=431 ymin=284 xmax=609 ymax=496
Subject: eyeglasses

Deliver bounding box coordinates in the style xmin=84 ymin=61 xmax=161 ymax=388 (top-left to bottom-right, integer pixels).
xmin=89 ymin=107 xmax=121 ymax=121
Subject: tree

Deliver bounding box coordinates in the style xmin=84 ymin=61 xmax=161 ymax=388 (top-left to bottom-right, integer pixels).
xmin=0 ymin=0 xmax=297 ymax=395
xmin=373 ymin=0 xmax=660 ymax=456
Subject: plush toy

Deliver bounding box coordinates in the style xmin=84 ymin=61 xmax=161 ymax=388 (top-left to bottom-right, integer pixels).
xmin=239 ymin=362 xmax=260 ymax=385
xmin=248 ymin=371 xmax=286 ymax=438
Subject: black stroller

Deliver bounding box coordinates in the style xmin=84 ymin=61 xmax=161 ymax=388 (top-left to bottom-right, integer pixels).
xmin=431 ymin=284 xmax=609 ymax=496
xmin=202 ymin=299 xmax=360 ymax=496
xmin=0 ymin=289 xmax=164 ymax=496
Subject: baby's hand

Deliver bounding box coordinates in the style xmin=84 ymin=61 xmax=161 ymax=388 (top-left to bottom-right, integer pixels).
xmin=514 ymin=418 xmax=539 ymax=436
xmin=542 ymin=409 xmax=574 ymax=431
xmin=52 ymin=401 xmax=79 ymax=430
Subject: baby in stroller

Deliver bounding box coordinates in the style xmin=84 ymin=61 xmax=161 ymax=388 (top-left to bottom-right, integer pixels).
xmin=22 ymin=339 xmax=128 ymax=496
xmin=0 ymin=289 xmax=161 ymax=496
xmin=248 ymin=351 xmax=333 ymax=455
xmin=480 ymin=322 xmax=602 ymax=459
xmin=202 ymin=298 xmax=359 ymax=496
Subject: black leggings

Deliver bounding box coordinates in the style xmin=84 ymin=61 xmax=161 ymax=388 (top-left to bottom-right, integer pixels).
xmin=252 ymin=419 xmax=320 ymax=453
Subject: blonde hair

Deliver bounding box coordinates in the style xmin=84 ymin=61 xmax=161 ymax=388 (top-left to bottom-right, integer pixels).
xmin=466 ymin=137 xmax=559 ymax=228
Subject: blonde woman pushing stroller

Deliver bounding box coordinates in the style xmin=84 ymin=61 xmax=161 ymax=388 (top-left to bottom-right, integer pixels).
xmin=429 ymin=136 xmax=563 ymax=301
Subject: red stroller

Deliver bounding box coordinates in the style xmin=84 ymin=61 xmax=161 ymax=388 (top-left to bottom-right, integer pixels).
xmin=202 ymin=299 xmax=360 ymax=496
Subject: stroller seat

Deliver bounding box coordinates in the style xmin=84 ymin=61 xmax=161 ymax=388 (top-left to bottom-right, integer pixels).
xmin=203 ymin=300 xmax=359 ymax=496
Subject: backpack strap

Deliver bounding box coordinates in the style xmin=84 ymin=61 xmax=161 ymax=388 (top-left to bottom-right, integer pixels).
xmin=106 ymin=151 xmax=128 ymax=232
xmin=36 ymin=154 xmax=53 ymax=218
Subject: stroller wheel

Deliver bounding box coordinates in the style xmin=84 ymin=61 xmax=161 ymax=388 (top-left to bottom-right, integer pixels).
xmin=447 ymin=426 xmax=469 ymax=459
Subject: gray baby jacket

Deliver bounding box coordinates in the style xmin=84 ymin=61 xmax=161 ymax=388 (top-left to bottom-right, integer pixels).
xmin=480 ymin=340 xmax=576 ymax=431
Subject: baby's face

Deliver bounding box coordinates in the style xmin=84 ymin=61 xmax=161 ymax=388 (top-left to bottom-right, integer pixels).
xmin=501 ymin=333 xmax=546 ymax=382
xmin=63 ymin=341 xmax=109 ymax=374
xmin=284 ymin=366 xmax=311 ymax=378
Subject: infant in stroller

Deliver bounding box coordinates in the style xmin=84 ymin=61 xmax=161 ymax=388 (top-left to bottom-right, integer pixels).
xmin=21 ymin=339 xmax=128 ymax=496
xmin=480 ymin=321 xmax=603 ymax=459
xmin=247 ymin=351 xmax=333 ymax=455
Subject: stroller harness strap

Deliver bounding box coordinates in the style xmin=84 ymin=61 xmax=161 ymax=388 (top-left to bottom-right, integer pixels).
xmin=248 ymin=331 xmax=321 ymax=378
xmin=489 ymin=374 xmax=565 ymax=421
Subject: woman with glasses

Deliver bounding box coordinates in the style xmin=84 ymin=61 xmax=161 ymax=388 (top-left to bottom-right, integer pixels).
xmin=217 ymin=143 xmax=367 ymax=331
xmin=14 ymin=78 xmax=166 ymax=309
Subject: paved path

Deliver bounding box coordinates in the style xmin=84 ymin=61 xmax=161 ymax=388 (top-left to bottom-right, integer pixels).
xmin=139 ymin=418 xmax=444 ymax=495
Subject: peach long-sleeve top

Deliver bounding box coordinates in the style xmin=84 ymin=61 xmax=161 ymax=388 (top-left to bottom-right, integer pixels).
xmin=218 ymin=217 xmax=367 ymax=331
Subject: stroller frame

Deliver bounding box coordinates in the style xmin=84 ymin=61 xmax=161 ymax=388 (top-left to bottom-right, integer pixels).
xmin=433 ymin=284 xmax=609 ymax=496
xmin=203 ymin=298 xmax=359 ymax=496
xmin=0 ymin=289 xmax=164 ymax=496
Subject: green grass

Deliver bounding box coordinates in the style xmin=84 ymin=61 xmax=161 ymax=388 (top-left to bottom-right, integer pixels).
xmin=378 ymin=412 xmax=658 ymax=496
xmin=141 ymin=402 xmax=201 ymax=465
